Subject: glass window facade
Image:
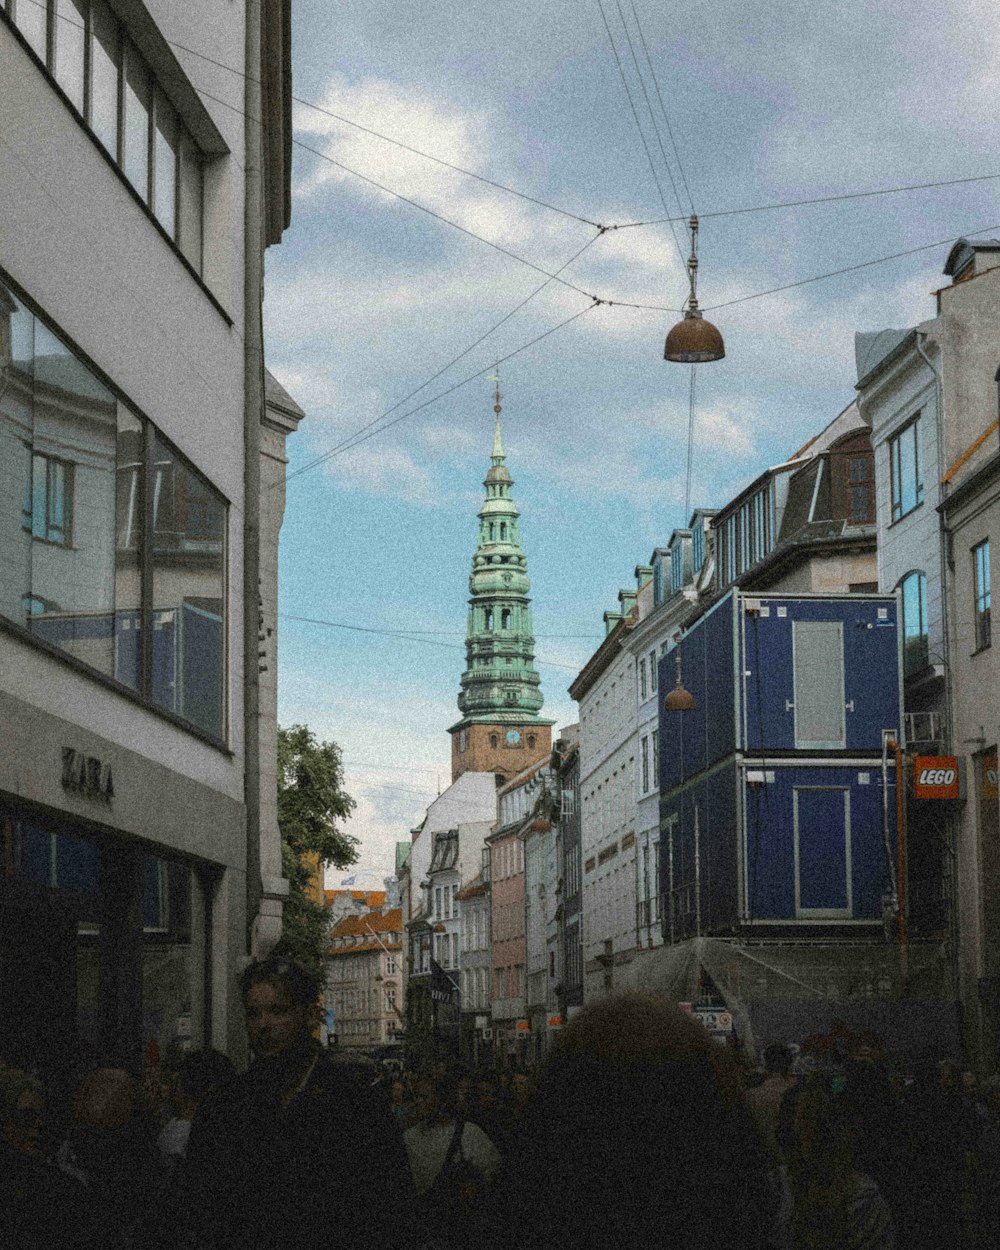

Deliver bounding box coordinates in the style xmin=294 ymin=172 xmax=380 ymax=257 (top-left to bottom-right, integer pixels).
xmin=0 ymin=274 xmax=227 ymax=739
xmin=5 ymin=0 xmax=205 ymax=270
xmin=889 ymin=418 xmax=923 ymax=521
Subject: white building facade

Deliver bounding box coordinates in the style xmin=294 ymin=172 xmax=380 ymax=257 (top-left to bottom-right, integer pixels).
xmin=570 ymin=598 xmax=640 ymax=1001
xmin=0 ymin=0 xmax=295 ymax=1070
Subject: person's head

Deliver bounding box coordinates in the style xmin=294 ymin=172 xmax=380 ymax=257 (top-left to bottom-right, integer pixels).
xmin=390 ymin=1079 xmax=406 ymax=1106
xmin=72 ymin=1067 xmax=137 ymax=1130
xmin=0 ymin=1070 xmax=47 ymax=1158
xmin=502 ymin=993 xmax=773 ymax=1248
xmin=240 ymin=956 xmax=320 ymax=1059
xmin=763 ymin=1043 xmax=793 ymax=1077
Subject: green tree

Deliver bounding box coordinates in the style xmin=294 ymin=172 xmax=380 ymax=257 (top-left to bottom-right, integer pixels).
xmin=273 ymin=724 xmax=358 ymax=978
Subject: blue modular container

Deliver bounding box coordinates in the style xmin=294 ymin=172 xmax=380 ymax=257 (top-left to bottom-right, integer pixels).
xmin=658 ymin=592 xmax=902 ymax=792
xmin=660 ymin=761 xmax=898 ymax=937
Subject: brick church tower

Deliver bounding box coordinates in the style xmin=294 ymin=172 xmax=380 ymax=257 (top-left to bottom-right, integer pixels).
xmin=448 ymin=387 xmax=553 ymax=782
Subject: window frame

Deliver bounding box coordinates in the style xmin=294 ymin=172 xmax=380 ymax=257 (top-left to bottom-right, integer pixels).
xmin=974 ymin=539 xmax=991 ymax=651
xmin=889 ymin=417 xmax=924 ymax=523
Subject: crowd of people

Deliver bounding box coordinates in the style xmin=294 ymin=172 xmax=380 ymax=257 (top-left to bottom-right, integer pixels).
xmin=4 ymin=961 xmax=1000 ymax=1248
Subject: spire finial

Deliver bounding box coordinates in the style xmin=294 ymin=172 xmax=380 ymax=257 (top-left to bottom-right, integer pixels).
xmin=488 ymin=371 xmax=504 ymax=462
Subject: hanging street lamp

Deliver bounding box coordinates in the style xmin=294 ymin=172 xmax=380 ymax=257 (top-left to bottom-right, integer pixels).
xmin=664 ymin=215 xmax=725 ymax=363
xmin=663 ymin=646 xmax=695 ymax=712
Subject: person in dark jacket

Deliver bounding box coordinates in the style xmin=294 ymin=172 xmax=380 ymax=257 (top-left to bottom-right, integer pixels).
xmin=482 ymin=992 xmax=776 ymax=1250
xmin=179 ymin=956 xmax=417 ymax=1250
xmin=0 ymin=1069 xmax=99 ymax=1250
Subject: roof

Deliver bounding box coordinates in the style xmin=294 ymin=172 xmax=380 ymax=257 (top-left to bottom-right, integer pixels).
xmin=943 ymin=238 xmax=1000 ymax=278
xmin=854 ymin=328 xmax=917 ymax=387
xmin=323 ymin=889 xmax=387 ymax=909
xmin=327 ymin=907 xmax=403 ymax=955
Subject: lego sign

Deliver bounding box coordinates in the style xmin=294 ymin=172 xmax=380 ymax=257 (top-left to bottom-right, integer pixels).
xmin=914 ymin=755 xmax=959 ymax=800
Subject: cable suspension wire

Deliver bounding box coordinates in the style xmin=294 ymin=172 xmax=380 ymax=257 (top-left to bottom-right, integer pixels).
xmin=279 ymin=613 xmax=585 ymax=671
xmin=290 ymin=137 xmax=600 ymax=299
xmin=631 ymin=1 xmax=695 ymax=217
xmin=595 ymin=0 xmax=687 ymax=268
xmin=278 ymin=235 xmax=603 ymax=487
xmin=283 ymin=301 xmax=600 ymax=486
xmin=613 ymin=0 xmax=689 ymax=247
xmin=701 ymin=222 xmax=1000 ymax=312
xmin=685 ymin=364 xmax=697 ymax=521
xmin=614 ymin=173 xmax=1000 ymax=229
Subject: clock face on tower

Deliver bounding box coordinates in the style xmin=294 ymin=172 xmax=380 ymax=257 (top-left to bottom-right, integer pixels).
xmin=505 ymin=728 xmax=522 ymax=746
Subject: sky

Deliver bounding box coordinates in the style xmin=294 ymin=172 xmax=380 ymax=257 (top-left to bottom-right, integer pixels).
xmin=263 ymin=0 xmax=1000 ymax=882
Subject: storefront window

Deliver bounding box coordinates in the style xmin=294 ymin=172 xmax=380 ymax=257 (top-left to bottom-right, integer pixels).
xmin=0 ymin=800 xmax=209 ymax=1075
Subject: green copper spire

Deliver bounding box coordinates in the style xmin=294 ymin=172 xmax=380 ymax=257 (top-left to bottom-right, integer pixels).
xmin=451 ymin=392 xmax=551 ymax=728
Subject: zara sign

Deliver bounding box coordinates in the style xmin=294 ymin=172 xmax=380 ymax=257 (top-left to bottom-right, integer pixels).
xmin=61 ymin=747 xmax=114 ymax=802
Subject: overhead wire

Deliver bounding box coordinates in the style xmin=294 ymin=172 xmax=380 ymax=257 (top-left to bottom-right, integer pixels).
xmin=281 ymin=300 xmax=601 ymax=485
xmin=631 ymin=0 xmax=695 ymax=217
xmin=278 ymin=231 xmax=603 ymax=487
xmin=701 ymin=223 xmax=1000 ymax=312
xmin=615 ymin=0 xmax=690 ymax=233
xmin=614 ymin=1 xmax=701 ymax=529
xmin=595 ymin=0 xmax=687 ymax=268
xmin=279 ymin=612 xmax=587 ymax=672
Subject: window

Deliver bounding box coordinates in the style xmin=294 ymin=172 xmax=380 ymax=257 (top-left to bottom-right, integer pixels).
xmin=889 ymin=419 xmax=923 ymax=521
xmin=23 ymin=451 xmax=73 ymax=545
xmin=386 ymin=956 xmax=395 ymax=975
xmin=649 ymin=650 xmax=658 ymax=692
xmin=501 ymin=608 xmax=511 ymax=629
xmin=652 ymin=728 xmax=659 ymax=787
xmin=434 ymin=887 xmax=442 ymax=919
xmin=848 ymin=454 xmax=874 ymax=523
xmin=899 ymin=571 xmax=928 ymax=675
xmin=792 ymin=620 xmax=846 ymax=749
xmin=6 ymin=0 xmax=206 ymax=270
xmin=692 ymin=523 xmax=705 ymax=573
xmin=671 ymin=542 xmax=683 ymax=591
xmin=640 ymin=736 xmax=650 ymax=793
xmin=639 ymin=657 xmax=647 ymax=700
xmin=974 ymin=540 xmax=991 ymax=650
xmin=0 ymin=277 xmax=226 ymax=737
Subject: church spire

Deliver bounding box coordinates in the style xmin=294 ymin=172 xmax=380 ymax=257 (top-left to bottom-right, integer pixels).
xmin=491 ymin=377 xmax=505 ymax=462
xmin=448 ymin=384 xmax=553 ymax=780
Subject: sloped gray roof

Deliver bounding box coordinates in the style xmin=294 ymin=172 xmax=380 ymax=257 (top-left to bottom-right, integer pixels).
xmin=854 ymin=329 xmax=915 ymax=385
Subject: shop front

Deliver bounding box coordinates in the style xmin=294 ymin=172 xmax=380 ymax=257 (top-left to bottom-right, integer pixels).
xmin=0 ymin=689 xmax=246 ymax=1080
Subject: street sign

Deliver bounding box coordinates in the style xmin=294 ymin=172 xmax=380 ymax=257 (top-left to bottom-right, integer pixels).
xmin=547 ymin=1014 xmax=563 ymax=1029
xmin=515 ymin=1019 xmax=531 ymax=1031
xmin=693 ymin=1005 xmax=733 ymax=1035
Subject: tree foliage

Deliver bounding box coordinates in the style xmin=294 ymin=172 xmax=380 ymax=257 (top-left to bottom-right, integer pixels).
xmin=272 ymin=724 xmax=358 ymax=978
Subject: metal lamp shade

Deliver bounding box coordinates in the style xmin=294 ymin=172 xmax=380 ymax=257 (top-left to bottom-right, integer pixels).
xmin=664 ymin=311 xmax=725 ymax=363
xmin=664 ymin=684 xmax=696 ymax=712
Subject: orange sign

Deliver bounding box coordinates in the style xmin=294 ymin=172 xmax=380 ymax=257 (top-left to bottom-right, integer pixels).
xmin=914 ymin=755 xmax=960 ymax=800
xmin=515 ymin=1019 xmax=531 ymax=1031
xmin=547 ymin=1014 xmax=562 ymax=1029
